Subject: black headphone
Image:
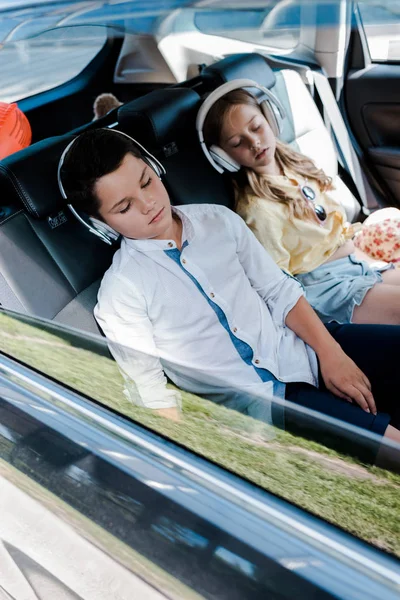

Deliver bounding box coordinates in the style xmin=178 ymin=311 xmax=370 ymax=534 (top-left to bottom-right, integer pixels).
xmin=57 ymin=128 xmax=166 ymax=245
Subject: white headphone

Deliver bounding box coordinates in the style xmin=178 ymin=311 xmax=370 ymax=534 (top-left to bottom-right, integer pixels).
xmin=196 ymin=78 xmax=286 ymax=174
xmin=57 ymin=128 xmax=166 ymax=245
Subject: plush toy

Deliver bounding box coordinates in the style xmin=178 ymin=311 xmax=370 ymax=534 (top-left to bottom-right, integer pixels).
xmin=93 ymin=93 xmax=122 ymax=120
xmin=354 ymin=207 xmax=400 ymax=268
xmin=0 ymin=102 xmax=32 ymax=160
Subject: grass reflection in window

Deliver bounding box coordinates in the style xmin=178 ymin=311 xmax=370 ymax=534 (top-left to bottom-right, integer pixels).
xmin=0 ymin=312 xmax=398 ymax=558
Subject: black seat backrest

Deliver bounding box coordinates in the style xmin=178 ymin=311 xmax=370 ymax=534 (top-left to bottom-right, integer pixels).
xmin=199 ymin=52 xmax=277 ymax=92
xmin=116 ymin=54 xmax=283 ymax=211
xmin=118 ymin=87 xmax=234 ymax=209
xmin=0 ymin=54 xmax=290 ymax=333
xmin=0 ymin=87 xmax=233 ymax=334
xmin=0 ymin=135 xmax=115 ymax=334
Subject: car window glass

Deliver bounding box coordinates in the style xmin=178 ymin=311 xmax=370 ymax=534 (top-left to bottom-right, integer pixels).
xmin=358 ymin=1 xmax=400 ymax=62
xmin=0 ymin=310 xmax=399 ymax=560
xmin=193 ymin=8 xmax=300 ymax=51
xmin=0 ymin=25 xmax=107 ymax=103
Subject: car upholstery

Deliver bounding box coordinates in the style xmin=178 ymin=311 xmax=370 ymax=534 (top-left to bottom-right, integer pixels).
xmin=0 ymin=53 xmax=362 ymax=334
xmin=0 ymin=134 xmax=115 ymax=334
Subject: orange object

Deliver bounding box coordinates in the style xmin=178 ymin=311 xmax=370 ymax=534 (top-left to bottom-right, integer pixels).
xmin=0 ymin=102 xmax=32 ymax=160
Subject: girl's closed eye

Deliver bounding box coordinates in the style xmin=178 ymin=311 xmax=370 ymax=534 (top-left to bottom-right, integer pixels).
xmin=232 ymin=139 xmax=242 ymax=148
xmin=119 ymin=202 xmax=131 ymax=214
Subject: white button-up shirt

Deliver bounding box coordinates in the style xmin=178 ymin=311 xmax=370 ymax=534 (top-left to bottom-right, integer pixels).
xmin=94 ymin=204 xmax=318 ymax=421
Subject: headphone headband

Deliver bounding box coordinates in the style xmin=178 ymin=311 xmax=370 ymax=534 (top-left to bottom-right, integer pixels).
xmin=196 ymin=78 xmax=286 ymax=174
xmin=57 ymin=128 xmax=166 ymax=245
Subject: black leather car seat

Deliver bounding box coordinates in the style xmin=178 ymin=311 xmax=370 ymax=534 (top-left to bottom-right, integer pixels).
xmin=0 ymin=134 xmax=115 ymax=334
xmin=118 ymin=86 xmax=234 ymax=209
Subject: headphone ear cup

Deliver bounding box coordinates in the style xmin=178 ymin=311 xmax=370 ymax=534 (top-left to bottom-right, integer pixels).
xmin=146 ymin=157 xmax=163 ymax=178
xmin=89 ymin=216 xmax=120 ymax=244
xmin=260 ymin=100 xmax=281 ymax=137
xmin=210 ymin=145 xmax=241 ymax=173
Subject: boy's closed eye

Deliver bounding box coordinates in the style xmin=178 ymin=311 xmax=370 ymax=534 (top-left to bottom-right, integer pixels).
xmin=142 ymin=176 xmax=152 ymax=189
xmin=117 ymin=177 xmax=153 ymax=214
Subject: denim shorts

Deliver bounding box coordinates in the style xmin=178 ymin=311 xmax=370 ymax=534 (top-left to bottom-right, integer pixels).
xmin=296 ymin=254 xmax=387 ymax=323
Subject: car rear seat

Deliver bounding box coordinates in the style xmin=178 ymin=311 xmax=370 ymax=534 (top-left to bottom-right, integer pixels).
xmin=118 ymin=53 xmax=361 ymax=222
xmin=0 ymin=134 xmax=115 ymax=334
xmin=118 ymin=87 xmax=234 ymax=208
xmin=0 ymin=89 xmax=233 ymax=336
xmin=0 ymin=53 xmax=362 ymax=335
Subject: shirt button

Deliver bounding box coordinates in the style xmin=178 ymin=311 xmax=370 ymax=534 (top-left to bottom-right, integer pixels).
xmin=254 ymin=359 xmax=260 ymax=365
xmin=233 ymin=327 xmax=237 ymax=333
xmin=168 ymin=242 xmax=173 ymax=248
xmin=182 ymin=258 xmax=186 ymax=264
xmin=210 ymin=292 xmax=215 ymax=298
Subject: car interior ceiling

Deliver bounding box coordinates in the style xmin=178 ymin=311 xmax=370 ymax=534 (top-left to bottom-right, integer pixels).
xmin=0 ymin=51 xmax=369 ymax=336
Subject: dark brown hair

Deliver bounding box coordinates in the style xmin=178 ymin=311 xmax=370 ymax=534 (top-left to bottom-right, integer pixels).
xmin=61 ymin=129 xmax=143 ymax=219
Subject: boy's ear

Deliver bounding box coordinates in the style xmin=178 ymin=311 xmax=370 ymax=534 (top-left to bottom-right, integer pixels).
xmin=210 ymin=145 xmax=241 ymax=173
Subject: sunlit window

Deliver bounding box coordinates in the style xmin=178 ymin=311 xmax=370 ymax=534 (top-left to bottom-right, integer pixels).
xmin=358 ymin=1 xmax=400 ymax=62
xmin=0 ymin=25 xmax=107 ymax=103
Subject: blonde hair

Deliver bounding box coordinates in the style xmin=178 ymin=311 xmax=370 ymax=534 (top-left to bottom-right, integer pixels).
xmin=203 ymin=89 xmax=333 ymax=221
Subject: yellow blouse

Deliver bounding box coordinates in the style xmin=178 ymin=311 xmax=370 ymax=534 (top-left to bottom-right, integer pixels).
xmin=237 ymin=170 xmax=358 ymax=275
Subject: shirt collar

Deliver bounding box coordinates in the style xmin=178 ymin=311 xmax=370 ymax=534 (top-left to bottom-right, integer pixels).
xmin=263 ymin=165 xmax=297 ymax=181
xmin=124 ymin=205 xmax=195 ymax=252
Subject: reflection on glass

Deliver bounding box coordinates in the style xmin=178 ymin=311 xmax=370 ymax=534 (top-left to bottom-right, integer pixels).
xmin=358 ymin=1 xmax=400 ymax=62
xmin=214 ymin=546 xmax=255 ymax=578
xmin=0 ymin=310 xmax=399 ymax=559
xmin=280 ymin=556 xmax=323 ymax=571
xmin=152 ymin=517 xmax=209 ymax=550
xmin=0 ymin=26 xmax=107 ymax=103
xmin=193 ymin=6 xmax=300 ymax=50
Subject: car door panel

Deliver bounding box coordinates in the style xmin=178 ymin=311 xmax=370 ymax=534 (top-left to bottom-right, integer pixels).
xmin=345 ymin=59 xmax=400 ymax=206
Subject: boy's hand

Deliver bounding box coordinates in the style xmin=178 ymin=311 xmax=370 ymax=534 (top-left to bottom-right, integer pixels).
xmin=155 ymin=406 xmax=182 ymax=422
xmin=318 ymin=346 xmax=376 ymax=414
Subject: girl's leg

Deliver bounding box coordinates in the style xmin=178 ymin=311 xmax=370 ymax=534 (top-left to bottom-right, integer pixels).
xmin=376 ymin=425 xmax=400 ymax=472
xmin=381 ymin=268 xmax=400 ymax=285
xmin=384 ymin=425 xmax=400 ymax=444
xmin=352 ymin=283 xmax=400 ymax=324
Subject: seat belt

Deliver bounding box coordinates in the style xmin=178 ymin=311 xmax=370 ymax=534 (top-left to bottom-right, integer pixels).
xmin=311 ymin=70 xmax=377 ymax=213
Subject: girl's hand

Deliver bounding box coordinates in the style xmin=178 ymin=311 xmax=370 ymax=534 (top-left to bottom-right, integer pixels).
xmin=318 ymin=346 xmax=377 ymax=414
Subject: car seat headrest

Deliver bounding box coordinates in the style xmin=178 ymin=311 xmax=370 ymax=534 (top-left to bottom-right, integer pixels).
xmin=118 ymin=87 xmax=201 ymax=152
xmin=201 ymin=53 xmax=277 ymax=90
xmin=0 ymin=132 xmax=75 ymax=219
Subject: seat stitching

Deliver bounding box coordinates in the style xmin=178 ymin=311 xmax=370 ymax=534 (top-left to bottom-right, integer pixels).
xmin=0 ymin=164 xmax=39 ymax=217
xmin=0 ymin=209 xmax=23 ymax=226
